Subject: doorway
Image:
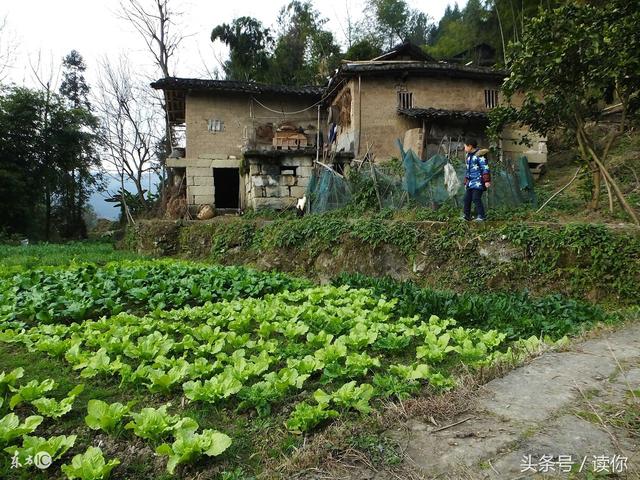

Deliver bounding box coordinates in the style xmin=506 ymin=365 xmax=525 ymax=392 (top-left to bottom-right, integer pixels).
xmin=213 ymin=168 xmax=240 ymax=209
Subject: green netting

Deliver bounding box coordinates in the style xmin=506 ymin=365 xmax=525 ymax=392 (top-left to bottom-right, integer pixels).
xmin=306 ymin=167 xmax=352 ymax=213
xmin=306 ymin=141 xmax=537 ymax=214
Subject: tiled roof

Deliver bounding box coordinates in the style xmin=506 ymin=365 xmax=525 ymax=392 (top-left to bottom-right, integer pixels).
xmin=150 ymin=77 xmax=324 ymax=96
xmin=398 ymin=108 xmax=490 ymax=121
xmin=339 ymin=62 xmax=507 ymax=81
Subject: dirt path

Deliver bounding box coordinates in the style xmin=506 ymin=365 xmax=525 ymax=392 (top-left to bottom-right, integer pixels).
xmin=386 ymin=322 xmax=640 ymax=479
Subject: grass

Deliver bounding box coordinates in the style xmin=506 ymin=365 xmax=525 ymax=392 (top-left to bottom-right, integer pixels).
xmin=0 ymin=242 xmax=143 ymax=275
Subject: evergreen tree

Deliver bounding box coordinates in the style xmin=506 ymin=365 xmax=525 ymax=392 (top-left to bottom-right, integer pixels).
xmin=60 ymin=50 xmax=91 ymax=110
xmin=268 ymin=1 xmax=341 ymax=85
xmin=55 ymin=51 xmax=101 ymax=238
xmin=211 ymin=17 xmax=273 ymax=82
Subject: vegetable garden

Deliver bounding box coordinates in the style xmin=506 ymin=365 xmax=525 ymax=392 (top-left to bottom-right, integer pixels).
xmin=0 ymin=248 xmax=616 ymax=479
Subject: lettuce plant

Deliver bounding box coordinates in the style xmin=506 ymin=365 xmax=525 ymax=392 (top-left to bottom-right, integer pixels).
xmin=5 ymin=434 xmax=77 ymax=466
xmin=145 ymin=365 xmax=188 ymax=394
xmin=285 ymin=402 xmax=338 ymax=434
xmin=84 ymin=400 xmax=131 ymax=435
xmin=0 ymin=368 xmax=24 ymax=395
xmin=31 ymin=384 xmax=84 ymax=418
xmin=182 ymin=371 xmax=243 ymax=403
xmin=9 ymin=379 xmax=56 ymax=409
xmin=124 ymin=405 xmax=179 ymax=444
xmin=0 ymin=413 xmax=43 ymax=445
xmin=156 ymin=425 xmax=232 ymax=474
xmin=415 ymin=332 xmax=455 ymax=363
xmin=61 ymin=446 xmax=120 ymax=480
xmin=314 ymin=381 xmax=375 ymax=414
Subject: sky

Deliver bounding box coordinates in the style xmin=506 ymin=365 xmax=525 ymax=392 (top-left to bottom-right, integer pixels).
xmin=1 ymin=0 xmax=465 ymax=218
xmin=2 ymin=0 xmax=464 ymax=85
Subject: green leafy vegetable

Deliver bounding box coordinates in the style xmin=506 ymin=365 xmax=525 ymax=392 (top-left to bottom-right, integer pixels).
xmin=156 ymin=427 xmax=232 ymax=474
xmin=5 ymin=434 xmax=77 ymax=466
xmin=61 ymin=446 xmax=120 ymax=480
xmin=0 ymin=413 xmax=43 ymax=445
xmin=84 ymin=400 xmax=131 ymax=435
xmin=9 ymin=378 xmax=56 ymax=409
xmin=124 ymin=405 xmax=179 ymax=444
xmin=31 ymin=384 xmax=84 ymax=418
xmin=286 ymin=402 xmax=338 ymax=434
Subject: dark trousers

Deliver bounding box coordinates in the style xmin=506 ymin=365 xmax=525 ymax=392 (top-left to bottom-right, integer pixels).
xmin=463 ymin=188 xmax=486 ymax=220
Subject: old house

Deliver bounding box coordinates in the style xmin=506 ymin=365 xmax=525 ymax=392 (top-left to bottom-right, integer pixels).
xmin=150 ymin=78 xmax=330 ymax=211
xmin=152 ymin=42 xmax=546 ymax=213
xmin=325 ymin=42 xmax=546 ymax=165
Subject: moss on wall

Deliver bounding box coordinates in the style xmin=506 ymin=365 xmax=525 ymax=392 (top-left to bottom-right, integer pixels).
xmin=127 ymin=217 xmax=640 ymax=304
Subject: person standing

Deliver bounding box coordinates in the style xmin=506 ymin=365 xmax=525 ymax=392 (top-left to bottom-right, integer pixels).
xmin=462 ymin=139 xmax=491 ymax=221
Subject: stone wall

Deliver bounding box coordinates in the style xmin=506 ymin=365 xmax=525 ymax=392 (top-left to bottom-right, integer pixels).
xmin=244 ymin=153 xmax=314 ymax=210
xmin=177 ymin=157 xmax=243 ymax=208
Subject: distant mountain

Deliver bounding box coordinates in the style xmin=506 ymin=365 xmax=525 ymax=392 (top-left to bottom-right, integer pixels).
xmin=90 ymin=173 xmax=160 ymax=220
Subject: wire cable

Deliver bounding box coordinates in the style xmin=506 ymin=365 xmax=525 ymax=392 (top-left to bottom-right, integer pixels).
xmin=250 ymin=79 xmax=346 ymax=115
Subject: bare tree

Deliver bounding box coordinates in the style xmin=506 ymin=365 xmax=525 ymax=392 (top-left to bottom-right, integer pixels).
xmin=95 ymin=56 xmax=162 ymax=221
xmin=119 ymin=0 xmax=184 ymax=79
xmin=118 ymin=0 xmax=187 ymax=204
xmin=0 ymin=15 xmax=17 ymax=82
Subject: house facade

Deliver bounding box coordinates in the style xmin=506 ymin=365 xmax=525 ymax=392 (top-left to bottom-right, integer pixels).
xmin=152 ymin=43 xmax=546 ymax=213
xmin=324 ymin=42 xmax=546 ymax=165
xmin=151 ymin=78 xmax=326 ymax=211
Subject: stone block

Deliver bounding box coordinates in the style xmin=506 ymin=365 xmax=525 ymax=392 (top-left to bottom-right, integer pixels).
xmin=280 ymin=175 xmax=297 ymax=186
xmin=252 ymin=175 xmax=279 ymax=187
xmin=189 ymin=185 xmax=214 ymax=197
xmin=191 ymin=194 xmax=214 ymax=205
xmin=187 ymin=176 xmax=196 ymax=186
xmin=254 ymin=197 xmax=288 ymax=210
xmin=298 ymin=166 xmax=314 ymax=178
xmin=262 ymin=164 xmax=280 ymax=176
xmin=297 ymin=176 xmax=309 ymax=188
xmin=188 ymin=167 xmax=212 ymax=177
xmin=252 ymin=176 xmax=265 ymax=187
xmin=265 ymin=186 xmax=280 ymax=198
xmin=290 ymin=186 xmax=306 ymax=198
xmin=249 ymin=164 xmax=261 ymax=176
xmin=193 ymin=175 xmax=214 ymax=186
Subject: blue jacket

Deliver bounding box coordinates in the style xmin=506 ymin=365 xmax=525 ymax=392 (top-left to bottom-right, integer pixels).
xmin=465 ymin=149 xmax=491 ymax=190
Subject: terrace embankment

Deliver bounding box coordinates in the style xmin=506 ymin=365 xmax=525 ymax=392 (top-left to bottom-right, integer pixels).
xmin=126 ymin=217 xmax=640 ymax=304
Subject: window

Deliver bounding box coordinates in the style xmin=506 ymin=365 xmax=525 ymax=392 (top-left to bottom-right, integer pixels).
xmin=485 ymin=90 xmax=499 ymax=109
xmin=207 ymin=119 xmax=224 ymax=133
xmin=397 ymin=91 xmax=413 ymax=110
xmin=280 ymin=165 xmax=297 ymax=176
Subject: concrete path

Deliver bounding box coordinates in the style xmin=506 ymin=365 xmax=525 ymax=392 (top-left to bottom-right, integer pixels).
xmin=388 ymin=322 xmax=640 ymax=479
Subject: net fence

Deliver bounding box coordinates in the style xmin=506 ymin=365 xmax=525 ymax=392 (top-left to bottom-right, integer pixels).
xmin=306 ymin=142 xmax=536 ymax=214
